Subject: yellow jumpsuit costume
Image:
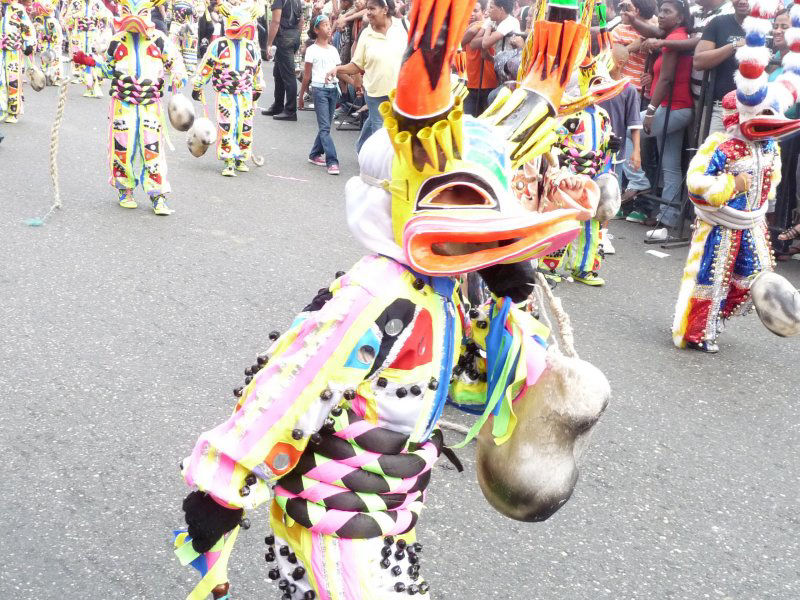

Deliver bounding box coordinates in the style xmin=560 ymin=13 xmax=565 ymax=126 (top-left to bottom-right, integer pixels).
xmin=64 ymin=0 xmax=110 ymax=96
xmin=32 ymin=0 xmax=63 ymax=85
xmin=0 ymin=0 xmax=34 ymax=123
xmin=192 ymin=0 xmax=264 ymax=175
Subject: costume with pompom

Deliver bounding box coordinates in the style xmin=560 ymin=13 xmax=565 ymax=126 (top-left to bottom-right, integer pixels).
xmin=174 ymin=0 xmax=613 ymax=598
xmin=672 ymin=0 xmax=800 ymax=351
xmin=191 ymin=0 xmax=265 ymax=175
xmin=0 ymin=0 xmax=35 ymax=122
xmin=71 ymin=0 xmax=187 ymax=213
xmin=168 ymin=0 xmax=203 ymax=75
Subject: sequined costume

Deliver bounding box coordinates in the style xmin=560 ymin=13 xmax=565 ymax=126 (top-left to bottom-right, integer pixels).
xmin=192 ymin=0 xmax=264 ymax=175
xmin=0 ymin=0 xmax=35 ymax=123
xmin=32 ymin=0 xmax=63 ymax=85
xmin=72 ymin=0 xmax=187 ymax=214
xmin=175 ymin=0 xmax=606 ymax=598
xmin=64 ymin=0 xmax=110 ymax=95
xmin=168 ymin=0 xmax=201 ymax=75
xmin=672 ymin=0 xmax=800 ymax=351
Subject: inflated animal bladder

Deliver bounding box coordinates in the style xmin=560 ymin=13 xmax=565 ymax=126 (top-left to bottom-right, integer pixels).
xmin=168 ymin=94 xmax=196 ymax=132
xmin=186 ymin=117 xmax=216 ymax=157
xmin=476 ymin=350 xmax=610 ymax=521
xmin=751 ymin=271 xmax=800 ymax=337
xmin=28 ymin=66 xmax=46 ymax=92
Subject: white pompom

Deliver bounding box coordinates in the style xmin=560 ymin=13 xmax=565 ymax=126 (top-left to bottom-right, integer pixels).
xmin=743 ymin=16 xmax=773 ymax=36
xmin=736 ymin=45 xmax=771 ymax=68
xmin=735 ymin=70 xmax=769 ymax=94
xmin=750 ymin=0 xmax=781 ymax=18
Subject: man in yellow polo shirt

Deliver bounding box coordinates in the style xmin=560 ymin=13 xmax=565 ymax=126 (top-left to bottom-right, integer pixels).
xmin=328 ymin=0 xmax=406 ymax=151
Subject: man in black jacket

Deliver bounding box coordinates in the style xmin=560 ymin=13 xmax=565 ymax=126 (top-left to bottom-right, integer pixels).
xmin=261 ymin=0 xmax=302 ymax=120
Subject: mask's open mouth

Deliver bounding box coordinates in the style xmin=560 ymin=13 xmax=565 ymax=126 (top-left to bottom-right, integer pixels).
xmin=740 ymin=116 xmax=800 ymax=140
xmin=404 ymin=208 xmax=581 ymax=276
xmin=560 ymin=77 xmax=629 ymax=115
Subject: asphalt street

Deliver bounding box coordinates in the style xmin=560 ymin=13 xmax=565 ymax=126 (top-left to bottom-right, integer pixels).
xmin=1 ymin=79 xmax=799 ymax=600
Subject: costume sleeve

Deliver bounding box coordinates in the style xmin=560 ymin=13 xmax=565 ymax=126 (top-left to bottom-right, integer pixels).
xmin=252 ymin=40 xmax=265 ymax=92
xmin=448 ymin=297 xmax=549 ymax=446
xmin=182 ymin=279 xmax=386 ymax=511
xmin=686 ymin=132 xmax=735 ymax=208
xmin=193 ymin=39 xmax=217 ymax=89
xmin=19 ymin=8 xmax=36 ymax=49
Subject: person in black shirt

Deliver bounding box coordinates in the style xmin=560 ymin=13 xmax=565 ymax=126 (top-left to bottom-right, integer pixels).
xmin=693 ymin=0 xmax=748 ymax=133
xmin=262 ymin=0 xmax=302 ymax=120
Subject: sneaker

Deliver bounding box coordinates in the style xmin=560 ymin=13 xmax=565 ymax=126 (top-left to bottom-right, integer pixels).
xmin=4 ymin=115 xmax=17 ymax=123
xmin=327 ymin=164 xmax=340 ymax=175
xmin=235 ymin=159 xmax=249 ymax=172
xmin=308 ymin=155 xmax=326 ymax=167
xmin=600 ymin=229 xmax=615 ymax=255
xmin=572 ymin=271 xmax=605 ymax=286
xmin=645 ymin=227 xmax=668 ymax=241
xmin=625 ymin=210 xmax=648 ymax=224
xmin=221 ymin=159 xmax=236 ymax=177
xmin=151 ymin=195 xmax=174 ymax=215
xmin=118 ymin=189 xmax=137 ymax=209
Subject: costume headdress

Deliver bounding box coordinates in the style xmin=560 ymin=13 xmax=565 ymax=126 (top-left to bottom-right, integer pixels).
xmin=115 ymin=0 xmax=162 ymax=33
xmin=732 ymin=0 xmax=800 ymax=139
xmin=557 ymin=0 xmax=629 ymax=115
xmin=347 ymin=0 xmax=587 ymax=277
xmin=31 ymin=0 xmax=56 ymax=16
xmin=216 ymin=0 xmax=262 ymax=39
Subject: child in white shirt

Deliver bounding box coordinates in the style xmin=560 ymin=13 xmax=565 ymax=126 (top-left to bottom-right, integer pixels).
xmin=298 ymin=14 xmax=341 ymax=175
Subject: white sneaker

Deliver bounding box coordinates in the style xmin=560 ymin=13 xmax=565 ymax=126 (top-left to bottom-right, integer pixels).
xmin=600 ymin=228 xmax=615 ymax=255
xmin=646 ymin=227 xmax=668 ymax=241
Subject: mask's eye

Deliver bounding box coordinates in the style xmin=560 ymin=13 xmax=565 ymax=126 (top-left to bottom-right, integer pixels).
xmin=416 ymin=173 xmax=499 ymax=210
xmin=758 ymin=107 xmax=778 ymax=117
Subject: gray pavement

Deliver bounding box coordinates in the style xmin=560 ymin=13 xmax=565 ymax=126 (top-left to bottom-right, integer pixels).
xmin=1 ymin=81 xmax=799 ymax=600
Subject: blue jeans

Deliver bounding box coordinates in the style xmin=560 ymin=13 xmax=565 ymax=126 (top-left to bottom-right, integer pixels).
xmin=310 ymin=86 xmax=339 ymax=167
xmin=356 ymin=94 xmax=389 ymax=153
xmin=622 ymin=130 xmax=651 ymax=192
xmin=645 ymin=106 xmax=692 ymax=227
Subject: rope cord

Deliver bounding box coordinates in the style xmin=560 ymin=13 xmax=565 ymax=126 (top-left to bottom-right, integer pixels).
xmin=37 ymin=81 xmax=68 ymax=224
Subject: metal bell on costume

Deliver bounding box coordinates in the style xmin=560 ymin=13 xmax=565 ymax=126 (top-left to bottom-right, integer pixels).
xmin=168 ymin=94 xmax=196 ymax=132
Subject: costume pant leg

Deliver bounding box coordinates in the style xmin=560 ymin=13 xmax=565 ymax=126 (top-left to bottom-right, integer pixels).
xmin=567 ymin=217 xmax=602 ymax=275
xmin=109 ymin=98 xmax=139 ymax=192
xmin=236 ymin=91 xmax=253 ymax=161
xmin=672 ymin=222 xmax=738 ymax=347
xmin=140 ymin=102 xmax=170 ymax=197
xmin=216 ymin=91 xmax=235 ymax=160
xmin=268 ymin=503 xmax=428 ymax=599
xmin=722 ymin=223 xmax=774 ymax=318
xmin=4 ymin=49 xmax=22 ymax=117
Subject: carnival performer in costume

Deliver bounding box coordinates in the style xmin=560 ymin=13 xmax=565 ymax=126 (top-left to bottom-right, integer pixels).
xmin=191 ymin=0 xmax=264 ymax=177
xmin=672 ymin=0 xmax=800 ymax=353
xmin=536 ymin=5 xmax=625 ymax=285
xmin=31 ymin=0 xmax=63 ymax=85
xmin=72 ymin=0 xmax=188 ymax=215
xmin=64 ymin=0 xmax=110 ymax=96
xmin=0 ymin=0 xmax=35 ymax=123
xmin=168 ymin=0 xmax=202 ymax=75
xmin=174 ymin=0 xmax=608 ymax=598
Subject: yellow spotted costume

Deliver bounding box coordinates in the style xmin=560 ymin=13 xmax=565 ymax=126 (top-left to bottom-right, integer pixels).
xmin=32 ymin=0 xmax=64 ymax=85
xmin=73 ymin=0 xmax=187 ymax=213
xmin=64 ymin=0 xmax=110 ymax=95
xmin=192 ymin=0 xmax=264 ymax=175
xmin=0 ymin=0 xmax=35 ymax=123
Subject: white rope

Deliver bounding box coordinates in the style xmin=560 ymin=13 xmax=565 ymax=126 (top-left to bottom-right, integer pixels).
xmin=534 ymin=271 xmax=578 ymax=359
xmin=29 ymin=80 xmax=69 ymax=226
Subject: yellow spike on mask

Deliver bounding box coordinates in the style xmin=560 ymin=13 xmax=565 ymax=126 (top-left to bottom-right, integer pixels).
xmin=432 ymin=120 xmax=454 ymax=162
xmin=417 ymin=127 xmax=438 ymax=171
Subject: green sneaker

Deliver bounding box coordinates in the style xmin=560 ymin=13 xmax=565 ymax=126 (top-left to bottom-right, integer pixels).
xmin=151 ymin=195 xmax=174 ymax=215
xmin=235 ymin=159 xmax=250 ymax=172
xmin=572 ymin=271 xmax=605 ymax=286
xmin=118 ymin=189 xmax=137 ymax=209
xmin=221 ymin=159 xmax=236 ymax=177
xmin=625 ymin=210 xmax=648 ymax=224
